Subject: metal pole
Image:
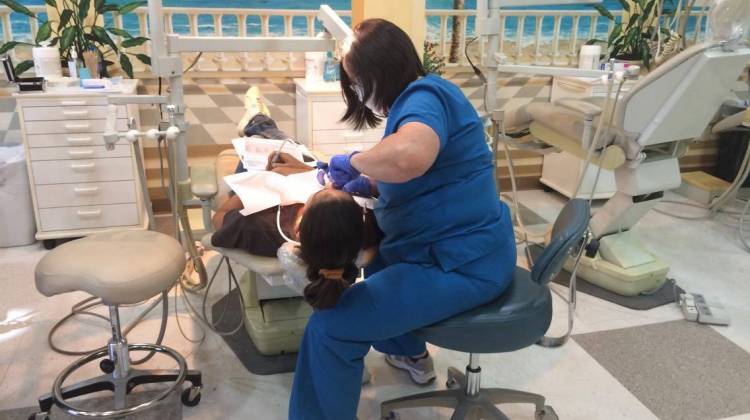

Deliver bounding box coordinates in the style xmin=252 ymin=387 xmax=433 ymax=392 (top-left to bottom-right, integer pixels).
xmin=107 ymin=306 xmax=130 ymax=381
xmin=480 ymin=0 xmax=502 ymax=114
xmin=466 ymin=353 xmax=481 ymax=397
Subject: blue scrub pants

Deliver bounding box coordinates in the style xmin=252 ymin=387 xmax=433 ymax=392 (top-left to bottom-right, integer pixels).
xmin=288 ymin=247 xmax=515 ymax=420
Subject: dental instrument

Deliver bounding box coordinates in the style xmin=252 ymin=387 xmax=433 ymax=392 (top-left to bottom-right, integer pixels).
xmin=272 ymin=139 xmax=292 ymax=163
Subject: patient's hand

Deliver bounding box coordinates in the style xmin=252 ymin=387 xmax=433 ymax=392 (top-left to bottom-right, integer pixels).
xmin=267 ymin=152 xmax=312 ymax=176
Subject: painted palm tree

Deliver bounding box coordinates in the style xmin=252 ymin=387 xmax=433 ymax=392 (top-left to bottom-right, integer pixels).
xmin=448 ymin=0 xmax=465 ymax=63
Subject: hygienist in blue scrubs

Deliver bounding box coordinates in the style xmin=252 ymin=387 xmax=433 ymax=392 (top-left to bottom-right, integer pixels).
xmin=289 ymin=18 xmax=516 ymax=420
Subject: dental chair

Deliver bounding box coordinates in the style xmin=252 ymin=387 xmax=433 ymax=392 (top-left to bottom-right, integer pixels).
xmin=32 ymin=230 xmax=202 ymax=419
xmin=194 ymin=149 xmax=312 ymax=356
xmin=381 ymin=199 xmax=590 ymax=420
xmin=500 ymin=42 xmax=750 ymax=296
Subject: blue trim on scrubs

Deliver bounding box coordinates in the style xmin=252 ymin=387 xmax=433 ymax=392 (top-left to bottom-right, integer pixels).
xmin=289 ymin=75 xmax=516 ymax=420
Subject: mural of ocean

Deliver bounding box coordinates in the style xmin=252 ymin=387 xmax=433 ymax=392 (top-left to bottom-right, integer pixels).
xmin=7 ymin=1 xmax=702 ymax=46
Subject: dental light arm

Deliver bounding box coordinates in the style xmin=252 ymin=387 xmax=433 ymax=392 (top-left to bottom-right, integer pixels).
xmin=318 ymin=5 xmax=353 ymax=44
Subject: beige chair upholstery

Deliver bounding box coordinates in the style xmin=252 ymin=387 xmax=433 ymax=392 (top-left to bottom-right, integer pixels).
xmin=201 ymin=233 xmax=284 ymax=276
xmin=213 ymin=149 xmax=241 ymax=211
xmin=35 ymin=230 xmax=185 ymax=305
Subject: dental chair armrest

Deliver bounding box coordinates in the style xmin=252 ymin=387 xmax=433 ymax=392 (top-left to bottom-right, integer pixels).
xmin=553 ymin=98 xmax=603 ymax=118
xmin=191 ymin=163 xmax=218 ymax=200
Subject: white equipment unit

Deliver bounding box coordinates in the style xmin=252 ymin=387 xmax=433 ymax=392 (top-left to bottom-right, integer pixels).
xmin=295 ymin=78 xmax=385 ymax=156
xmin=14 ymin=81 xmax=147 ymax=247
xmin=540 ymin=151 xmax=617 ymax=199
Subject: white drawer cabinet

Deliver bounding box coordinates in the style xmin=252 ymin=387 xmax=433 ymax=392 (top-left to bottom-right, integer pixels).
xmin=35 ymin=181 xmax=138 ymax=208
xmin=295 ymin=78 xmax=385 ymax=157
xmin=39 ymin=203 xmax=140 ymax=231
xmin=14 ymin=80 xmax=148 ymax=242
xmin=22 ymin=105 xmax=128 ymax=121
xmin=29 ymin=144 xmax=132 ymax=161
xmin=31 ymin=157 xmax=135 ymax=185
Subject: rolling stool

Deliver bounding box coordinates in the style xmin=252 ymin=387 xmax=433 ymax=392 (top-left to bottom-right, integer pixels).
xmin=381 ymin=199 xmax=590 ymax=420
xmin=32 ymin=230 xmax=203 ymax=419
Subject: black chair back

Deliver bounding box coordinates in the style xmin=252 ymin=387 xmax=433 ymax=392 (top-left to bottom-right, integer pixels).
xmin=530 ymin=199 xmax=590 ymax=285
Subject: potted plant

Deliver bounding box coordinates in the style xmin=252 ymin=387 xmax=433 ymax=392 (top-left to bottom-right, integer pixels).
xmin=589 ymin=0 xmax=664 ymax=69
xmin=423 ymin=41 xmax=446 ymax=75
xmin=0 ymin=0 xmax=150 ymax=77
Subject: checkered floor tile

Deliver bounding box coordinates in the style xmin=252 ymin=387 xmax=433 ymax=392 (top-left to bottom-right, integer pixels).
xmin=1 ymin=72 xmax=551 ymax=148
xmin=135 ymin=72 xmax=551 ymax=146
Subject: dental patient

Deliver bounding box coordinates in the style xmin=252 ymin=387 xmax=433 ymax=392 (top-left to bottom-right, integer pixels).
xmin=212 ymin=168 xmax=380 ymax=309
xmin=211 ymin=90 xmax=380 ymax=309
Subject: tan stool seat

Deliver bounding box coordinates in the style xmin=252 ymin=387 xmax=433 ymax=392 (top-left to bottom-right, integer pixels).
xmin=201 ymin=234 xmax=283 ymax=276
xmin=35 ymin=230 xmax=186 ymax=305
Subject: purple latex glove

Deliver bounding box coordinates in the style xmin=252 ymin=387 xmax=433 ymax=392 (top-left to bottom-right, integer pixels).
xmin=315 ymin=161 xmax=329 ymax=186
xmin=342 ymin=176 xmax=373 ymax=197
xmin=328 ymin=152 xmax=360 ymax=188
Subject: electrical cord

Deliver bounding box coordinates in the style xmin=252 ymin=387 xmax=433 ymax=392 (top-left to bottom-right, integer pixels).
xmin=740 ymin=197 xmax=750 ymax=252
xmin=184 ymin=52 xmax=203 ymax=74
xmin=47 ymin=293 xmax=169 ymax=365
xmin=466 ymin=36 xmax=490 ymax=113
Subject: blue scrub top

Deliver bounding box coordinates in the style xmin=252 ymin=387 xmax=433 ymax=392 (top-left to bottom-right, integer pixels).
xmin=375 ymin=74 xmax=515 ymax=273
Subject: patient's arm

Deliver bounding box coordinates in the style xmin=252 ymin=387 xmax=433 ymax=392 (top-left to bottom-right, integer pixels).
xmin=212 ymin=194 xmax=244 ymax=230
xmin=266 ymin=151 xmax=314 ymax=176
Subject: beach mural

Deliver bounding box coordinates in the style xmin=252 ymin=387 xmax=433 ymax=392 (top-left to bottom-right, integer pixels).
xmin=3 ymin=0 xmax=706 ymax=45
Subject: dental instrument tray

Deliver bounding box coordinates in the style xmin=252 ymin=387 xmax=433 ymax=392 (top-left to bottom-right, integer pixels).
xmin=1 ymin=55 xmax=45 ymax=92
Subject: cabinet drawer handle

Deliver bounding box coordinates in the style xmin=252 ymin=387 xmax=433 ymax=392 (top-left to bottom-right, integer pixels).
xmin=73 ymin=186 xmax=100 ymax=195
xmin=77 ymin=209 xmax=102 ymax=218
xmin=63 ymin=110 xmax=89 ymax=117
xmin=66 ymin=136 xmax=93 ymax=145
xmin=65 ymin=123 xmax=91 ymax=132
xmin=61 ymin=100 xmax=88 ymax=106
xmin=70 ymin=162 xmax=96 ymax=172
xmin=68 ymin=149 xmax=94 ymax=157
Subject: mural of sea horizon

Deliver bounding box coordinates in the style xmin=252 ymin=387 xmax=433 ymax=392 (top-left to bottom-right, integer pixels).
xmin=5 ymin=1 xmax=705 ymax=48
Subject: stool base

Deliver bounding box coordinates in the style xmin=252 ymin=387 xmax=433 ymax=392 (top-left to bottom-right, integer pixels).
xmin=381 ymin=365 xmax=557 ymax=420
xmin=33 ymin=344 xmax=202 ymax=419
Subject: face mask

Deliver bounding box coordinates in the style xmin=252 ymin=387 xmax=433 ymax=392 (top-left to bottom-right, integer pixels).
xmin=352 ymin=83 xmax=384 ymax=115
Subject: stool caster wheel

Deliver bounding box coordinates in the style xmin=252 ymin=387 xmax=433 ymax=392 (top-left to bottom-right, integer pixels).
xmin=99 ymin=359 xmax=114 ymax=374
xmin=381 ymin=411 xmax=400 ymax=420
xmin=28 ymin=413 xmax=49 ymax=420
xmin=42 ymin=240 xmax=56 ymax=250
xmin=181 ymin=386 xmax=201 ymax=407
xmin=445 ymin=378 xmax=459 ymax=389
xmin=535 ymin=406 xmax=558 ymax=420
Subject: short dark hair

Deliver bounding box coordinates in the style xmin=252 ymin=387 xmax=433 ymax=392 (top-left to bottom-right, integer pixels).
xmin=340 ymin=18 xmax=426 ymax=130
xmin=298 ymin=189 xmax=364 ymax=310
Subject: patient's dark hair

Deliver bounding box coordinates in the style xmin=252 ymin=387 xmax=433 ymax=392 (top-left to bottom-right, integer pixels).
xmin=340 ymin=18 xmax=426 ymax=130
xmin=298 ymin=190 xmax=364 ymax=310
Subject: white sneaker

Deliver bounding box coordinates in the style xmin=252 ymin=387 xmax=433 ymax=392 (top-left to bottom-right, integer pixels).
xmin=385 ymin=353 xmax=436 ymax=385
xmin=237 ymin=86 xmax=271 ymax=136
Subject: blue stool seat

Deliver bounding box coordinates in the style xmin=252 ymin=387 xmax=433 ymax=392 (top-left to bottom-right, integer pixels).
xmin=381 ymin=199 xmax=589 ymax=420
xmin=416 ymin=267 xmax=552 ymax=354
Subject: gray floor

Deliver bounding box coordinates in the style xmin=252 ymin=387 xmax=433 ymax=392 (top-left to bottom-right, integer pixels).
xmin=2 ymin=191 xmax=750 ymax=420
xmin=574 ymin=320 xmax=750 ymax=420
xmin=1 ymin=390 xmax=182 ymax=419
